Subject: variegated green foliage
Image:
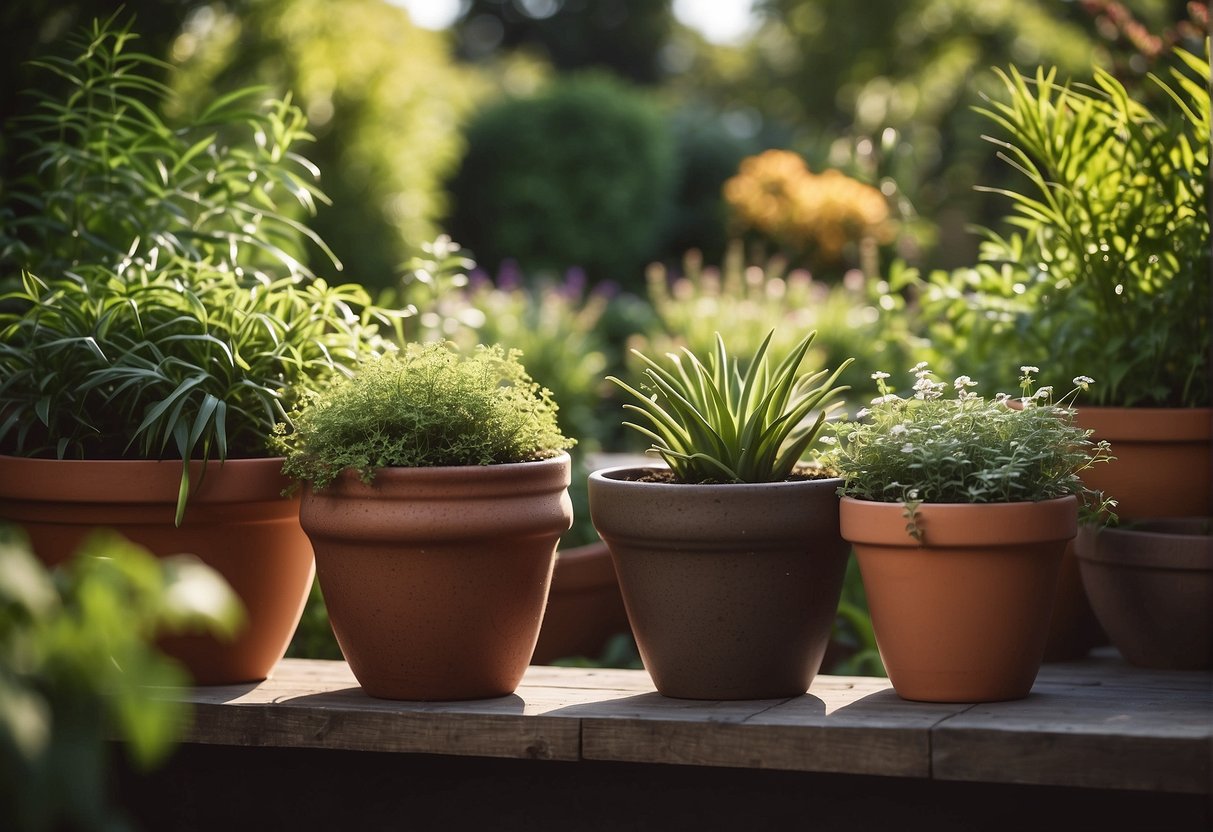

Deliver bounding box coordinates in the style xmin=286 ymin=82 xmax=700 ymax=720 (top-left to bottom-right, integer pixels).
xmin=611 ymin=331 xmax=853 ymax=483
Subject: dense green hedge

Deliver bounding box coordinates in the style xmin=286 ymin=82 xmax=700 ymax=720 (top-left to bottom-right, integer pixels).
xmin=447 ymin=73 xmax=675 ymax=291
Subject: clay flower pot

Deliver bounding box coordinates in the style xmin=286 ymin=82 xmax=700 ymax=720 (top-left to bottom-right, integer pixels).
xmin=531 ymin=539 xmax=631 ymax=665
xmin=0 ymin=455 xmax=314 ymax=685
xmin=841 ymin=496 xmax=1078 ymax=703
xmin=1076 ymin=517 xmax=1213 ymax=670
xmin=1076 ymin=408 xmax=1212 ymax=520
xmin=588 ymin=467 xmax=850 ymax=700
xmin=299 ymin=454 xmax=572 ymax=700
xmin=1044 ymin=407 xmax=1212 ymax=662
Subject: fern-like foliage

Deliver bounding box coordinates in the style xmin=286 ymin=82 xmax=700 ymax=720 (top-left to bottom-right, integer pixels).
xmin=964 ymin=46 xmax=1210 ymax=407
xmin=0 ymin=11 xmax=335 ymax=281
xmin=0 ymin=15 xmax=403 ymax=523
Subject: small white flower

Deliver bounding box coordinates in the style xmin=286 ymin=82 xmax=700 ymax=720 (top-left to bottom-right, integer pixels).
xmin=871 ymin=371 xmax=890 ymax=380
xmin=871 ymin=394 xmax=902 ymax=405
xmin=890 ymin=424 xmax=908 ymax=436
xmin=912 ymin=361 xmax=930 ymax=373
xmin=1020 ymin=365 xmax=1040 ymax=374
xmin=994 ymin=392 xmax=1011 ymax=404
xmin=1034 ymin=386 xmax=1053 ymax=399
xmin=1073 ymin=375 xmax=1094 ymax=388
xmin=908 ymin=488 xmax=920 ymax=500
xmin=900 ymin=443 xmax=915 ymax=454
xmin=953 ymin=375 xmax=977 ymax=390
xmin=819 ymin=435 xmax=837 ymax=445
xmin=855 ymin=408 xmax=871 ymax=419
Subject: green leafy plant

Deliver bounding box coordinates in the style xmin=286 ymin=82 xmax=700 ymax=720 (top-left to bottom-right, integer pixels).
xmin=920 ymin=46 xmax=1209 ymax=406
xmin=822 ymin=364 xmax=1115 ymax=512
xmin=611 ymin=330 xmax=853 ymax=483
xmin=0 ymin=12 xmax=333 ymax=281
xmin=0 ymin=526 xmax=240 ymax=832
xmin=274 ymin=342 xmax=575 ymax=489
xmin=0 ymin=16 xmax=400 ymax=523
xmin=635 ymin=243 xmax=917 ymax=408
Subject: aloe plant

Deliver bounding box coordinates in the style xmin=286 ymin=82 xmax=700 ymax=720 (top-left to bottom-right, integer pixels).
xmin=610 ymin=330 xmax=853 ymax=483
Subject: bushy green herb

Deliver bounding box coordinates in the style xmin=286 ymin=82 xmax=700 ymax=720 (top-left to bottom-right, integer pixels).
xmin=821 ymin=365 xmax=1114 ymax=508
xmin=924 ymin=47 xmax=1210 ymax=407
xmin=611 ymin=330 xmax=853 ymax=483
xmin=274 ymin=343 xmax=574 ymax=488
xmin=0 ymin=16 xmax=400 ymax=524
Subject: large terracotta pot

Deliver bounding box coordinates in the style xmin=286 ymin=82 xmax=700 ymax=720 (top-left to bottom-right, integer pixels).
xmin=299 ymin=454 xmax=572 ymax=701
xmin=1044 ymin=407 xmax=1212 ymax=661
xmin=588 ymin=467 xmax=850 ymax=700
xmin=841 ymin=496 xmax=1077 ymax=703
xmin=1077 ymin=407 xmax=1212 ymax=519
xmin=1077 ymin=517 xmax=1213 ymax=670
xmin=531 ymin=539 xmax=631 ymax=665
xmin=0 ymin=455 xmax=314 ymax=685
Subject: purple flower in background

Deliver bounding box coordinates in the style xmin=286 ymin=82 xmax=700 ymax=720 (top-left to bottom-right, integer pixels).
xmin=496 ymin=258 xmax=522 ymax=290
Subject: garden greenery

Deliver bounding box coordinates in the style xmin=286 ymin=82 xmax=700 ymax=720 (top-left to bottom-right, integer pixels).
xmin=273 ymin=343 xmax=574 ymax=488
xmin=822 ymin=365 xmax=1114 ymax=509
xmin=925 ymin=46 xmax=1210 ymax=407
xmin=0 ymin=527 xmax=240 ymax=831
xmin=0 ymin=16 xmax=400 ymax=524
xmin=611 ymin=330 xmax=853 ymax=483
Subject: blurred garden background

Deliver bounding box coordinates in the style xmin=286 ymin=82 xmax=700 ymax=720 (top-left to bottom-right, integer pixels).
xmin=1 ymin=0 xmax=1206 ymax=667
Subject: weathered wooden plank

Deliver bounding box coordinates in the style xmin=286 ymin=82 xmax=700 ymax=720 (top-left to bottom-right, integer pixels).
xmin=165 ymin=658 xmax=1213 ymax=794
xmin=932 ymin=679 xmax=1213 ymax=793
xmin=577 ymin=676 xmax=962 ymax=777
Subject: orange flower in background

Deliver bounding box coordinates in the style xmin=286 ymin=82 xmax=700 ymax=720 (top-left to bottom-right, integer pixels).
xmin=723 ymin=149 xmax=891 ymax=263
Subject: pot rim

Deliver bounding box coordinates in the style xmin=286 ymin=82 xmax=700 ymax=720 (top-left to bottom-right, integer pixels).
xmin=589 ymin=464 xmax=843 ymax=491
xmin=0 ymin=453 xmax=291 ymax=504
xmin=306 ymin=452 xmax=573 ymax=499
xmin=1075 ymin=406 xmax=1212 ymax=441
xmin=1076 ymin=517 xmax=1213 ymax=570
xmin=840 ymin=494 xmax=1079 ymax=548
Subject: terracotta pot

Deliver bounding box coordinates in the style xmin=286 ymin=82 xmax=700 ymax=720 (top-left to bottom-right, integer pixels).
xmin=588 ymin=467 xmax=850 ymax=700
xmin=1040 ymin=539 xmax=1104 ymax=662
xmin=0 ymin=455 xmax=314 ymax=685
xmin=1076 ymin=517 xmax=1213 ymax=670
xmin=841 ymin=496 xmax=1077 ymax=703
xmin=300 ymin=454 xmax=572 ymax=700
xmin=1045 ymin=407 xmax=1212 ymax=661
xmin=1077 ymin=407 xmax=1212 ymax=519
xmin=531 ymin=539 xmax=631 ymax=665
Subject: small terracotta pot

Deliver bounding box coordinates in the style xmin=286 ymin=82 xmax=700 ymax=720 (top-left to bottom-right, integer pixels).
xmin=0 ymin=455 xmax=314 ymax=685
xmin=531 ymin=539 xmax=631 ymax=665
xmin=300 ymin=454 xmax=572 ymax=701
xmin=588 ymin=467 xmax=850 ymax=700
xmin=841 ymin=496 xmax=1077 ymax=703
xmin=1076 ymin=517 xmax=1213 ymax=670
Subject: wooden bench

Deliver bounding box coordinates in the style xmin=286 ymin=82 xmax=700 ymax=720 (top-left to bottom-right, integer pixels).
xmin=116 ymin=653 xmax=1212 ymax=831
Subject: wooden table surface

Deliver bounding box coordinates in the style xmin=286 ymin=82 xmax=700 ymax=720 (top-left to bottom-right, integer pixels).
xmin=174 ymin=655 xmax=1212 ymax=796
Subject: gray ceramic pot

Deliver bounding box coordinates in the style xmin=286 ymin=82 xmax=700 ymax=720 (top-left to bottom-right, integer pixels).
xmin=588 ymin=466 xmax=850 ymax=700
xmin=1076 ymin=517 xmax=1213 ymax=670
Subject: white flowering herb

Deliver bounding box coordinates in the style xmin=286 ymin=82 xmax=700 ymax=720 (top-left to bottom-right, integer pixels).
xmin=818 ymin=365 xmax=1115 ymax=514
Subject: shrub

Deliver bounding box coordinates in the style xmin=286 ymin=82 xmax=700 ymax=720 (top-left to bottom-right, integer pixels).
xmin=446 ymin=73 xmax=675 ymax=290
